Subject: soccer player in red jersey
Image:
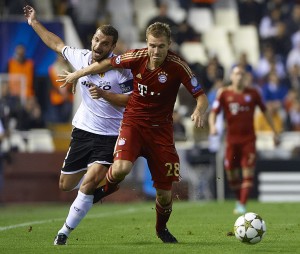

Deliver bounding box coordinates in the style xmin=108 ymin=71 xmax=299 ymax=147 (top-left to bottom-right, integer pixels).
xmin=58 ymin=22 xmax=209 ymax=243
xmin=209 ymin=66 xmax=279 ymax=214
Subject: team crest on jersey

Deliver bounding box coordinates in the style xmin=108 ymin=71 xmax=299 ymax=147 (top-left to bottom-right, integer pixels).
xmin=99 ymin=73 xmax=105 ymax=78
xmin=158 ymin=72 xmax=168 ymax=83
xmin=244 ymin=95 xmax=251 ymax=102
xmin=118 ymin=137 xmax=126 ymax=146
xmin=115 ymin=55 xmax=121 ymax=64
xmin=136 ymin=73 xmax=142 ymax=79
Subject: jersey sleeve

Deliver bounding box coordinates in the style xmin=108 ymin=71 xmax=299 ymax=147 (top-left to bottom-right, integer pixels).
xmin=118 ymin=69 xmax=133 ymax=95
xmin=174 ymin=55 xmax=204 ymax=98
xmin=110 ymin=49 xmax=141 ymax=69
xmin=61 ymin=46 xmax=90 ymax=70
xmin=182 ymin=74 xmax=204 ymax=98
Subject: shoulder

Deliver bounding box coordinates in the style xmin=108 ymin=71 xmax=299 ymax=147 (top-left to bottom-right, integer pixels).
xmin=166 ymin=51 xmax=188 ymax=66
xmin=62 ymin=46 xmax=90 ymax=58
xmin=216 ymin=86 xmax=228 ymax=98
xmin=122 ymin=48 xmax=148 ymax=60
xmin=166 ymin=51 xmax=193 ymax=74
xmin=246 ymin=87 xmax=261 ymax=96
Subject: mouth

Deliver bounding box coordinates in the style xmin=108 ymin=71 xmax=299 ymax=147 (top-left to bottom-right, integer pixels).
xmin=93 ymin=50 xmax=102 ymax=58
xmin=152 ymin=55 xmax=161 ymax=61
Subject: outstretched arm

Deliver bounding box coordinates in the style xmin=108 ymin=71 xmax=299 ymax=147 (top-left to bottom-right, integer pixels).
xmin=191 ymin=93 xmax=209 ymax=128
xmin=23 ymin=5 xmax=65 ymax=53
xmin=57 ymin=59 xmax=113 ymax=87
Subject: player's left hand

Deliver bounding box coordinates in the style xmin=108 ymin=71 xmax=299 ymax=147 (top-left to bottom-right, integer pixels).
xmin=57 ymin=70 xmax=79 ymax=85
xmin=89 ymin=85 xmax=103 ymax=99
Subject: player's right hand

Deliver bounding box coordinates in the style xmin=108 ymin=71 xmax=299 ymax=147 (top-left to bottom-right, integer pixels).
xmin=23 ymin=5 xmax=36 ymax=26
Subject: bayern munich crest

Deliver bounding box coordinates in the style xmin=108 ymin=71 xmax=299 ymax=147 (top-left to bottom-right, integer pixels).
xmin=244 ymin=95 xmax=251 ymax=102
xmin=158 ymin=72 xmax=168 ymax=83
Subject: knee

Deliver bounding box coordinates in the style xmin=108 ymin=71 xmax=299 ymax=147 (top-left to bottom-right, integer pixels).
xmin=156 ymin=190 xmax=172 ymax=206
xmin=112 ymin=161 xmax=132 ymax=179
xmin=58 ymin=178 xmax=73 ymax=192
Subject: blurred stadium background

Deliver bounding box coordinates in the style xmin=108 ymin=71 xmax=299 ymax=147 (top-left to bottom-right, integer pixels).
xmin=0 ymin=0 xmax=300 ymax=204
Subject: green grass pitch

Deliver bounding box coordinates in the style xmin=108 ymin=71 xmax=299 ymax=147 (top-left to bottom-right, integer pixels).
xmin=0 ymin=200 xmax=299 ymax=254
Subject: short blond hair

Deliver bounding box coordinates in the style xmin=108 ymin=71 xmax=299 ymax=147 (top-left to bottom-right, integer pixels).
xmin=146 ymin=22 xmax=171 ymax=41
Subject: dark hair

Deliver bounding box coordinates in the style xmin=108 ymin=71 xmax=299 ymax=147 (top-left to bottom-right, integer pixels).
xmin=96 ymin=25 xmax=118 ymax=45
xmin=146 ymin=22 xmax=171 ymax=41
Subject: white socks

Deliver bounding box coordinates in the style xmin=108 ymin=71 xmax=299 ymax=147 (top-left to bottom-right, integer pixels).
xmin=58 ymin=190 xmax=93 ymax=237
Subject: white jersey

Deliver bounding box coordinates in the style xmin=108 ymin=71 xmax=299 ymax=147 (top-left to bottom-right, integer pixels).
xmin=62 ymin=46 xmax=133 ymax=135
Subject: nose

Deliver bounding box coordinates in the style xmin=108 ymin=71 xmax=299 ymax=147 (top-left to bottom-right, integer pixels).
xmin=153 ymin=47 xmax=159 ymax=54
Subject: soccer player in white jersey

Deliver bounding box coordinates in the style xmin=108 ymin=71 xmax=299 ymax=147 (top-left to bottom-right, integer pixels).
xmin=23 ymin=5 xmax=133 ymax=245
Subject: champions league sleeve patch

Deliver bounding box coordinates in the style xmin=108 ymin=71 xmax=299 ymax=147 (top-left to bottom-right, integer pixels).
xmin=191 ymin=76 xmax=202 ymax=93
xmin=191 ymin=76 xmax=198 ymax=87
xmin=115 ymin=55 xmax=121 ymax=64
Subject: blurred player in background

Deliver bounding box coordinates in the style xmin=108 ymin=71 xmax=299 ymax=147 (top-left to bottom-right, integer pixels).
xmin=57 ymin=22 xmax=209 ymax=243
xmin=23 ymin=5 xmax=133 ymax=245
xmin=209 ymin=66 xmax=279 ymax=214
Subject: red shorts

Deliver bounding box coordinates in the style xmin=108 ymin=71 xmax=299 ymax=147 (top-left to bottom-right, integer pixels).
xmin=114 ymin=122 xmax=180 ymax=190
xmin=224 ymin=140 xmax=256 ymax=170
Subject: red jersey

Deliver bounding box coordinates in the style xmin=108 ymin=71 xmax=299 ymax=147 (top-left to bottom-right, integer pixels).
xmin=110 ymin=48 xmax=204 ymax=125
xmin=212 ymin=86 xmax=266 ymax=143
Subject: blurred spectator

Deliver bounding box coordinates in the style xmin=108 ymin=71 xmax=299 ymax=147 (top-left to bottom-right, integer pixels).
xmin=284 ymin=89 xmax=300 ymax=131
xmin=52 ymin=0 xmax=73 ymax=16
xmin=200 ymin=55 xmax=224 ymax=93
xmin=259 ymin=6 xmax=290 ymax=59
xmin=172 ymin=110 xmax=187 ymax=141
xmin=287 ymin=99 xmax=300 ymax=131
xmin=264 ymin=0 xmax=292 ymax=20
xmin=286 ymin=33 xmax=300 ymax=72
xmin=47 ymin=55 xmax=73 ymax=123
xmin=238 ymin=0 xmax=264 ymax=27
xmin=4 ymin=0 xmax=34 ymax=15
xmin=71 ymin=0 xmax=106 ymax=48
xmin=7 ymin=44 xmax=35 ymax=99
xmin=283 ymin=88 xmax=298 ymax=113
xmin=16 ymin=96 xmax=45 ymax=130
xmin=255 ymin=43 xmax=286 ymax=84
xmin=284 ymin=3 xmax=300 ymax=40
xmin=261 ymin=71 xmax=289 ymax=105
xmin=176 ymin=18 xmax=200 ymax=45
xmin=146 ymin=1 xmax=179 ymax=42
xmin=286 ymin=64 xmax=300 ymax=94
xmin=254 ymin=100 xmax=284 ymax=133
